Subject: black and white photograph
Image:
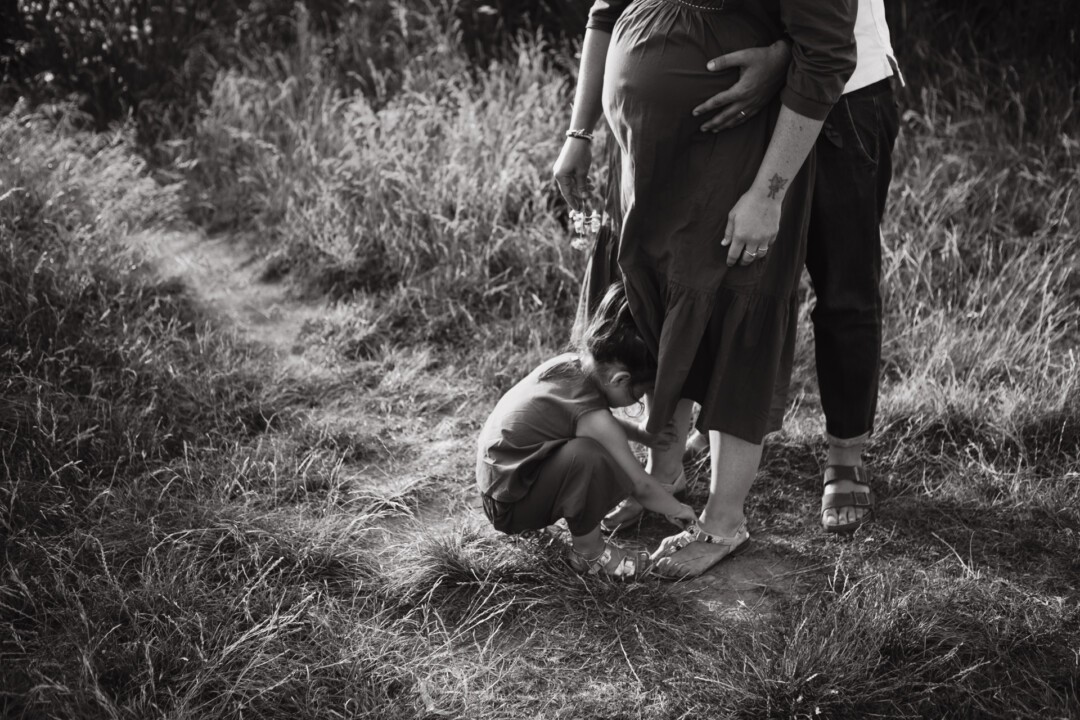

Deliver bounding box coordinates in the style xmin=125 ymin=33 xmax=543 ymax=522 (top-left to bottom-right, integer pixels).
xmin=2 ymin=0 xmax=1078 ymax=717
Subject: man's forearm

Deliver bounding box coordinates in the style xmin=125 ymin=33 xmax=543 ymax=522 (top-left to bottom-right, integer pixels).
xmin=747 ymin=105 xmax=824 ymax=202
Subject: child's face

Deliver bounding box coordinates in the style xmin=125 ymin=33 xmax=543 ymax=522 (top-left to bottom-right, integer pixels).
xmin=597 ymin=362 xmax=651 ymax=408
xmin=627 ymin=379 xmax=652 ymax=405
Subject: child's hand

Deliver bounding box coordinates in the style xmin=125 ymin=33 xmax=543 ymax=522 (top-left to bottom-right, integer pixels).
xmin=638 ymin=419 xmax=678 ymax=451
xmin=665 ymin=503 xmax=697 ymax=529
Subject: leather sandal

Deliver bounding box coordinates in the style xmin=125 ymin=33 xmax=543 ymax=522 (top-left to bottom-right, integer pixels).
xmin=600 ymin=470 xmax=687 ymax=533
xmin=651 ymin=520 xmax=751 ymax=580
xmin=820 ymin=465 xmax=876 ymax=534
xmin=568 ymin=541 xmax=651 ymax=580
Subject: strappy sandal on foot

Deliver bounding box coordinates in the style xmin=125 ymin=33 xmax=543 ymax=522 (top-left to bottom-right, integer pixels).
xmin=820 ymin=465 xmax=876 ymax=534
xmin=600 ymin=471 xmax=688 ymax=533
xmin=568 ymin=541 xmax=651 ymax=580
xmin=651 ymin=520 xmax=751 ymax=580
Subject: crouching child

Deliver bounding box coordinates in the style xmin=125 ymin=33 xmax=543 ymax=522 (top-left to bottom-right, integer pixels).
xmin=476 ymin=282 xmax=696 ymax=579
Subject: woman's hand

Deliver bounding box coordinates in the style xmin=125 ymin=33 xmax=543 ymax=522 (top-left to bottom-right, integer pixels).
xmin=665 ymin=503 xmax=697 ymax=529
xmin=552 ymin=137 xmax=593 ymax=212
xmin=722 ymin=184 xmax=784 ymax=266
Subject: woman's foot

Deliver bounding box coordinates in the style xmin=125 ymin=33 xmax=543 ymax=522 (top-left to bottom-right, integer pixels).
xmin=650 ymin=516 xmax=750 ymax=580
xmin=820 ymin=465 xmax=875 ymax=533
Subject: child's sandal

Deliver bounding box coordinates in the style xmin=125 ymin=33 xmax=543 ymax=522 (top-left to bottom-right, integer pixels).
xmin=568 ymin=541 xmax=651 ymax=580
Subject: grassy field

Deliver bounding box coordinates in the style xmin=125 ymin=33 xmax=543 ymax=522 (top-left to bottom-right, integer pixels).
xmin=2 ymin=2 xmax=1079 ymax=718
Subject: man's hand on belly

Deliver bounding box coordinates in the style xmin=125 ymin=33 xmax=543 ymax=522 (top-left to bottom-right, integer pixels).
xmin=694 ymin=39 xmax=791 ymax=133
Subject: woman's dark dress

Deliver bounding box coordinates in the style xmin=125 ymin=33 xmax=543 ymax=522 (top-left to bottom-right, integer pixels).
xmin=587 ymin=0 xmax=856 ymax=443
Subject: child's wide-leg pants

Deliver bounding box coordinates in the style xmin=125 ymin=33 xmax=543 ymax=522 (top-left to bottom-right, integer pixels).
xmin=482 ymin=438 xmax=634 ymax=536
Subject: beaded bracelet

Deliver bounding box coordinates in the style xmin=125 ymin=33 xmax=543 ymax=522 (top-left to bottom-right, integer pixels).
xmin=565 ymin=129 xmax=594 ymax=142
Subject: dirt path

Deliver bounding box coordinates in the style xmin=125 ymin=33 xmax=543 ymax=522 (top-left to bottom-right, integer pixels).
xmin=133 ymin=229 xmax=806 ymax=617
xmin=128 ymin=230 xmax=322 ymax=361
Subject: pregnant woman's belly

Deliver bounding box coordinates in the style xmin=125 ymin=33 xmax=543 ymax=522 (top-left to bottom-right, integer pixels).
xmin=603 ymin=0 xmax=774 ymax=121
xmin=599 ymin=0 xmax=785 ymax=289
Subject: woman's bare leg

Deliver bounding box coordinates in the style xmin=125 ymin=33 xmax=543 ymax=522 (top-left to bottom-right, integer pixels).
xmin=652 ymin=430 xmax=761 ymax=577
xmin=700 ymin=430 xmax=761 ymax=535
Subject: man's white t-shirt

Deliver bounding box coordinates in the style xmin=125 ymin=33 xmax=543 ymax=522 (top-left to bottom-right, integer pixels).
xmin=845 ymin=0 xmax=904 ymax=94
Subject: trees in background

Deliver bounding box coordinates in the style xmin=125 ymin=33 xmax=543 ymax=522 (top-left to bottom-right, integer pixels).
xmin=3 ymin=0 xmax=1076 ymax=143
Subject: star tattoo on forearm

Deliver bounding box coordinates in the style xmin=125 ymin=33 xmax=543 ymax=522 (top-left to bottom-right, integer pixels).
xmin=766 ymin=174 xmax=788 ymax=199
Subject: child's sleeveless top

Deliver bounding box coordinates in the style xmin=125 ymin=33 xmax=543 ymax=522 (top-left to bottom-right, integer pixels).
xmin=476 ymin=354 xmax=609 ymax=503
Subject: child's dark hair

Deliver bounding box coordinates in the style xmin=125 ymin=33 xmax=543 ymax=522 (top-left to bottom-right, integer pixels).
xmin=577 ymin=281 xmax=656 ymax=384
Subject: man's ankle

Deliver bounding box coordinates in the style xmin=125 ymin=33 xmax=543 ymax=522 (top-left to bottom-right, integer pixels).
xmin=826 ymin=431 xmax=869 ymax=470
xmin=827 ymin=447 xmax=863 ymax=468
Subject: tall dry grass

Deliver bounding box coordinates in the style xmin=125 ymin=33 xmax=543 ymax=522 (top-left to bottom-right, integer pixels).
xmin=182 ymin=9 xmax=579 ymax=300
xmin=0 ymin=103 xmax=288 ymax=716
xmin=176 ymin=1 xmax=1080 ymax=406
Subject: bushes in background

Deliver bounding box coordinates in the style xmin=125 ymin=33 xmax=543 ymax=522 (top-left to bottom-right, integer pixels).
xmin=4 ymin=0 xmax=1077 ymax=140
xmin=0 ymin=0 xmax=582 ymax=141
xmin=0 ymin=0 xmax=258 ymax=137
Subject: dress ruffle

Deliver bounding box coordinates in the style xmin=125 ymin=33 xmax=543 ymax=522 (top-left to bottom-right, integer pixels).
xmin=623 ymin=265 xmax=798 ymax=444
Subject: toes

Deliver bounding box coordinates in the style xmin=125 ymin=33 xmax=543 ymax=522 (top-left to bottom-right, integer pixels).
xmin=654 ymin=545 xmax=688 ymax=566
xmin=653 ymin=555 xmax=690 ymax=579
xmin=823 ymin=504 xmax=871 ymax=528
